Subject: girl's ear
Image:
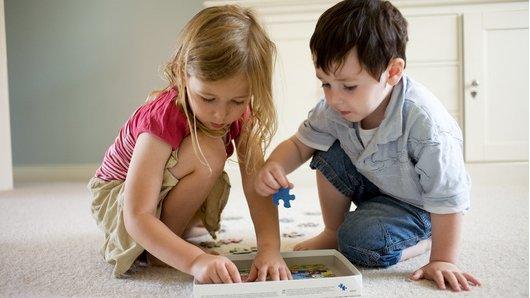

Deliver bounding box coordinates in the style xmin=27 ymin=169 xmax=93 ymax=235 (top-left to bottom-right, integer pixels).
xmin=386 ymin=58 xmax=405 ymax=86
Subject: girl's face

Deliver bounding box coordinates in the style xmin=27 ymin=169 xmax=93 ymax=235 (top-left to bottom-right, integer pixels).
xmin=186 ymin=72 xmax=250 ymax=131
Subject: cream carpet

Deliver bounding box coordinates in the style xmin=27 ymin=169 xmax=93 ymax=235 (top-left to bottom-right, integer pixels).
xmin=0 ymin=163 xmax=527 ymax=297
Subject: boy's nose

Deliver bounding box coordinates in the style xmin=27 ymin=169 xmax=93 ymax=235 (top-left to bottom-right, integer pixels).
xmin=326 ymin=89 xmax=340 ymax=106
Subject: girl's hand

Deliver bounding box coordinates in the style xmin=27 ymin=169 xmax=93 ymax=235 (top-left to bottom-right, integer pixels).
xmin=246 ymin=249 xmax=292 ymax=282
xmin=410 ymin=261 xmax=481 ymax=291
xmin=255 ymin=161 xmax=293 ymax=197
xmin=190 ymin=253 xmax=242 ymax=284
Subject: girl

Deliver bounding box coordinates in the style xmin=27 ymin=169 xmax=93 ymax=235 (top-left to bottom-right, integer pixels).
xmin=88 ymin=5 xmax=292 ymax=284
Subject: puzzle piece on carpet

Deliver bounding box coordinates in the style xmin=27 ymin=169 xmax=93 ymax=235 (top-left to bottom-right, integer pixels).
xmin=279 ymin=217 xmax=294 ymax=223
xmin=222 ymin=216 xmax=243 ymax=220
xmin=229 ymin=246 xmax=257 ymax=255
xmin=298 ymin=222 xmax=319 ymax=227
xmin=273 ymin=187 xmax=295 ymax=208
xmin=304 ymin=211 xmax=321 ymax=216
xmin=282 ymin=231 xmax=304 ymax=238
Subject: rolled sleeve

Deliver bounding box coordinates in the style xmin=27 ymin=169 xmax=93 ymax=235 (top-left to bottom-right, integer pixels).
xmin=413 ymin=134 xmax=471 ymax=214
xmin=296 ymin=99 xmax=337 ymax=151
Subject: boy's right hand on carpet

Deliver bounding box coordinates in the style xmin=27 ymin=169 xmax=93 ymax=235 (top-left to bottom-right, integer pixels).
xmin=255 ymin=161 xmax=293 ymax=196
xmin=190 ymin=253 xmax=241 ymax=284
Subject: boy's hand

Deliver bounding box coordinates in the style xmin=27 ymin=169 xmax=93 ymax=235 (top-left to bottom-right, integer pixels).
xmin=190 ymin=253 xmax=242 ymax=284
xmin=255 ymin=161 xmax=294 ymax=197
xmin=410 ymin=261 xmax=481 ymax=291
xmin=246 ymin=249 xmax=292 ymax=282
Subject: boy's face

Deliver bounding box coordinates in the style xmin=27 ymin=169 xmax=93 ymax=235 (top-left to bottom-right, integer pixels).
xmin=315 ymin=49 xmax=393 ymax=127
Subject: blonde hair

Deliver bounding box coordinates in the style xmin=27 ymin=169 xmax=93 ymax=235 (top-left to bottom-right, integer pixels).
xmin=153 ymin=5 xmax=277 ymax=173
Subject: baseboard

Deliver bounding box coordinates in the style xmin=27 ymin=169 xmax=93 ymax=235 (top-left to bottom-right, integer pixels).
xmin=13 ymin=162 xmax=525 ymax=188
xmin=13 ymin=164 xmax=99 ymax=183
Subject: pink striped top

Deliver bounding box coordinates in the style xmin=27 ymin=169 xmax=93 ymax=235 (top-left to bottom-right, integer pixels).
xmin=95 ymin=88 xmax=247 ymax=181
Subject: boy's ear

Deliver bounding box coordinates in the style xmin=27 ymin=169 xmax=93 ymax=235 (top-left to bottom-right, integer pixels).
xmin=386 ymin=58 xmax=405 ymax=86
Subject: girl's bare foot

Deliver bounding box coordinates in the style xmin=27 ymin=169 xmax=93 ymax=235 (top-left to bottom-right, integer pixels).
xmin=399 ymin=238 xmax=432 ymax=262
xmin=293 ymin=228 xmax=338 ymax=251
xmin=183 ymin=226 xmax=209 ymax=239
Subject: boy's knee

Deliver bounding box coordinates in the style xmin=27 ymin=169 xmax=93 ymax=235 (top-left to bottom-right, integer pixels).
xmin=337 ymin=213 xmax=401 ymax=268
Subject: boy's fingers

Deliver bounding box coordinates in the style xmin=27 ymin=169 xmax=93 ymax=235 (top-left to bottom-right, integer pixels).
xmin=226 ymin=262 xmax=241 ymax=283
xmin=264 ymin=171 xmax=281 ymax=190
xmin=463 ymin=272 xmax=481 ymax=286
xmin=442 ymin=271 xmax=460 ymax=291
xmin=434 ymin=271 xmax=446 ymax=289
xmin=455 ymin=272 xmax=470 ymax=291
xmin=271 ymin=167 xmax=290 ymax=188
xmin=410 ymin=269 xmax=423 ymax=280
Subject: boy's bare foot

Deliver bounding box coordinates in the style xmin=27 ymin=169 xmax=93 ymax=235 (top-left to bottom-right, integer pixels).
xmin=293 ymin=228 xmax=338 ymax=251
xmin=399 ymin=238 xmax=432 ymax=262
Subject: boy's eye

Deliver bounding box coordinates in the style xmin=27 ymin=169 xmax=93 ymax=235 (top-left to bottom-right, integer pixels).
xmin=344 ymin=85 xmax=357 ymax=91
xmin=321 ymin=83 xmax=331 ymax=88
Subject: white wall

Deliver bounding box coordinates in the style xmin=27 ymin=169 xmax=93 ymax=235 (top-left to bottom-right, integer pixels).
xmin=5 ymin=0 xmax=202 ymax=176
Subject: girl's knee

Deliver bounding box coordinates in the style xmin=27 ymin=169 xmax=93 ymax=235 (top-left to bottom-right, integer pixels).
xmin=176 ymin=134 xmax=226 ymax=176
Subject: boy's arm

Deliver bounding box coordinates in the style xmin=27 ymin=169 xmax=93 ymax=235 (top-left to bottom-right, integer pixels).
xmin=430 ymin=212 xmax=462 ymax=264
xmin=255 ymin=135 xmax=315 ymax=196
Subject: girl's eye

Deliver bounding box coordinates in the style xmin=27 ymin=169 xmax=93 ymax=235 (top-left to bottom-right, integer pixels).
xmin=232 ymin=100 xmax=245 ymax=105
xmin=202 ymin=97 xmax=215 ymax=102
xmin=321 ymin=83 xmax=330 ymax=88
xmin=344 ymin=85 xmax=357 ymax=91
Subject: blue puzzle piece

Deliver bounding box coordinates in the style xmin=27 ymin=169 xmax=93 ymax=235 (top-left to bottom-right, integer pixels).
xmin=272 ymin=187 xmax=295 ymax=208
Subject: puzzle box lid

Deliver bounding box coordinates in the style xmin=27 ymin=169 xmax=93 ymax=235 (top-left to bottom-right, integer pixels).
xmin=193 ymin=249 xmax=362 ymax=297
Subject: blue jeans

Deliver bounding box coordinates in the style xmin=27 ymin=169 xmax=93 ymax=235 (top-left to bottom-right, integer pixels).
xmin=309 ymin=141 xmax=432 ymax=267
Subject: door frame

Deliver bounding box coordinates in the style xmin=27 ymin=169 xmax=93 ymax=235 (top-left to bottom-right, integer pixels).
xmin=0 ymin=0 xmax=13 ymax=190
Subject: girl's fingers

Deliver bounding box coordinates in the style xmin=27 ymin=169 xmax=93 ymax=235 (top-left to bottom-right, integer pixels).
xmin=216 ymin=262 xmax=233 ymax=283
xmin=226 ymin=262 xmax=242 ymax=283
xmin=463 ymin=272 xmax=482 ymax=286
xmin=455 ymin=272 xmax=470 ymax=291
xmin=210 ymin=270 xmax=222 ymax=284
xmin=278 ymin=267 xmax=288 ymax=280
xmin=256 ymin=267 xmax=268 ymax=282
xmin=246 ymin=265 xmax=258 ymax=282
xmin=442 ymin=271 xmax=461 ymax=291
xmin=268 ymin=267 xmax=280 ymax=281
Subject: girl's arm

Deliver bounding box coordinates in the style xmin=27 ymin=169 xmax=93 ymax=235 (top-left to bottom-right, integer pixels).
xmin=122 ymin=133 xmax=204 ymax=274
xmin=236 ymin=136 xmax=292 ymax=282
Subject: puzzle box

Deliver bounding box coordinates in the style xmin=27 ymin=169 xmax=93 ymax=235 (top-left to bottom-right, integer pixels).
xmin=193 ymin=249 xmax=362 ymax=297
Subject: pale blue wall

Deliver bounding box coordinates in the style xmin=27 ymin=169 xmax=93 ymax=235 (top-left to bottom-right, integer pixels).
xmin=5 ymin=0 xmax=203 ymax=165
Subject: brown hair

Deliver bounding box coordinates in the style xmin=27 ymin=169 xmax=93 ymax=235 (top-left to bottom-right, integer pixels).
xmin=152 ymin=5 xmax=277 ymax=173
xmin=310 ymin=0 xmax=408 ymax=79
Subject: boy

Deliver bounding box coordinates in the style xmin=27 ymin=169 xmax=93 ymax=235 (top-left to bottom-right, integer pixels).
xmin=255 ymin=0 xmax=481 ymax=291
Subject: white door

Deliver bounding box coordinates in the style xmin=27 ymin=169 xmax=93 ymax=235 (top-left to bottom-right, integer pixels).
xmin=463 ymin=9 xmax=528 ymax=162
xmin=0 ymin=0 xmax=13 ymax=190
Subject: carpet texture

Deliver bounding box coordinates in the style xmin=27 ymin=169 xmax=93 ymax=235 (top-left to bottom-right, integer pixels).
xmin=0 ymin=163 xmax=527 ymax=297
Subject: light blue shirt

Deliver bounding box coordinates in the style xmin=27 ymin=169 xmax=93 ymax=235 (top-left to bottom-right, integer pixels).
xmin=296 ymin=74 xmax=470 ymax=214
